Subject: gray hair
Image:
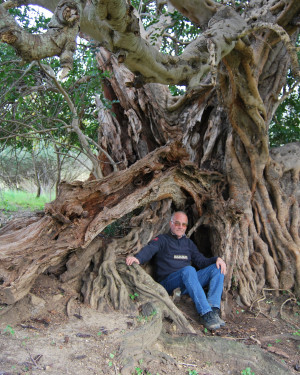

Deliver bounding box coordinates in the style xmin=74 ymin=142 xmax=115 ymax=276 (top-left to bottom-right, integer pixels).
xmin=170 ymin=211 xmax=188 ymax=221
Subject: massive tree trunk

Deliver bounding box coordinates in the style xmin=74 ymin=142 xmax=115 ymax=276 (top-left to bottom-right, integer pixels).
xmin=93 ymin=45 xmax=300 ymax=305
xmin=0 ymin=0 xmax=299 ymax=373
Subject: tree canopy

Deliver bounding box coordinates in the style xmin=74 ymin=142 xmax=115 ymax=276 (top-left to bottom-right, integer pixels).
xmin=0 ymin=1 xmax=298 ymax=186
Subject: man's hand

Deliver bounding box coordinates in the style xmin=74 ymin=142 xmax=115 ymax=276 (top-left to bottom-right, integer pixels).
xmin=126 ymin=256 xmax=140 ymax=266
xmin=216 ymin=257 xmax=227 ymax=275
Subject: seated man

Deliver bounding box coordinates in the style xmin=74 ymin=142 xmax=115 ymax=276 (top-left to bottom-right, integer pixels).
xmin=126 ymin=211 xmax=226 ymax=330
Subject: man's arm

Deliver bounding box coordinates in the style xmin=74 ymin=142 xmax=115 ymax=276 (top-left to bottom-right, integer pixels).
xmin=126 ymin=235 xmax=163 ymax=266
xmin=189 ymin=239 xmax=227 ymax=274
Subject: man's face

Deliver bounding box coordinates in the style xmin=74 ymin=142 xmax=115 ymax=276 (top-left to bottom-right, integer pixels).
xmin=169 ymin=212 xmax=188 ymax=238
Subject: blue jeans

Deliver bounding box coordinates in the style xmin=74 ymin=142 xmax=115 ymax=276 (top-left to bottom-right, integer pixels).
xmin=160 ymin=265 xmax=224 ymax=315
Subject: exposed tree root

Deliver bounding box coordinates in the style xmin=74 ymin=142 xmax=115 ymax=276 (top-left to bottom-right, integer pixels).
xmin=159 ymin=332 xmax=293 ymax=375
xmin=117 ymin=301 xmax=176 ymax=375
xmin=115 ymin=287 xmax=293 ymax=375
xmin=116 ymin=260 xmax=195 ymax=334
xmin=76 ymin=253 xmax=294 ymax=375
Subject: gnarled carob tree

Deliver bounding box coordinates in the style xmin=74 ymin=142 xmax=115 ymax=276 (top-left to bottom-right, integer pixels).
xmin=0 ymin=0 xmax=299 ymax=373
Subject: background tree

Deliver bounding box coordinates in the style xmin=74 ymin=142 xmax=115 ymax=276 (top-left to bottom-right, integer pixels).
xmin=0 ymin=9 xmax=116 ymax=186
xmin=0 ymin=1 xmax=299 ymax=373
xmin=0 ymin=144 xmax=91 ymax=197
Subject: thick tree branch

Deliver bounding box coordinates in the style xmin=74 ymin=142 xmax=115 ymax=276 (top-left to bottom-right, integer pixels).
xmin=98 ymin=4 xmax=247 ymax=87
xmin=1 ymin=0 xmax=248 ymax=87
xmin=168 ymin=0 xmax=221 ymax=27
xmin=2 ymin=0 xmax=298 ymax=91
xmin=0 ymin=0 xmax=81 ymax=75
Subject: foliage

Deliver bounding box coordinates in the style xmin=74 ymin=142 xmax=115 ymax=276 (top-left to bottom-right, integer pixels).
xmin=0 ymin=5 xmax=115 ymax=181
xmin=134 ymin=366 xmax=159 ymax=375
xmin=241 ymin=367 xmax=255 ymax=375
xmin=129 ymin=292 xmax=139 ymax=300
xmin=0 ymin=145 xmax=55 ymax=193
xmin=169 ymin=85 xmax=186 ymax=96
xmin=132 ymin=1 xmax=199 ymax=55
xmin=137 ymin=309 xmax=157 ymax=323
xmin=269 ymin=37 xmax=300 ymax=147
xmin=102 ymin=207 xmax=143 ymax=238
xmin=3 ymin=325 xmax=15 ymax=336
xmin=8 ymin=5 xmax=51 ymax=33
xmin=269 ymin=84 xmax=300 ymax=147
xmin=0 ymin=40 xmax=104 ymax=148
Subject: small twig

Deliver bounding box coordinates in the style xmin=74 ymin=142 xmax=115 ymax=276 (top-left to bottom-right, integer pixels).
xmin=217 ymin=336 xmax=248 ymax=340
xmin=26 ymin=348 xmax=43 ymax=370
xmin=29 ymin=351 xmax=38 ymax=367
xmin=178 ymin=362 xmax=197 ymax=367
xmin=248 ymin=306 xmax=276 ymax=322
xmin=280 ymin=297 xmax=296 ymax=317
xmin=279 ymin=296 xmax=300 ymax=329
xmin=261 ymin=288 xmax=295 ymax=295
xmin=250 ymin=288 xmax=266 ymax=314
xmin=250 ymin=288 xmax=299 ymax=326
xmin=114 ymin=363 xmax=118 ymax=374
xmin=250 ymin=288 xmax=294 ymax=312
xmin=250 ymin=335 xmax=261 ymax=345
xmin=19 ymin=324 xmax=39 ymax=330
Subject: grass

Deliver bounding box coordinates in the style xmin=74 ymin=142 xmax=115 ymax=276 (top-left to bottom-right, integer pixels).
xmin=0 ymin=190 xmax=51 ymax=211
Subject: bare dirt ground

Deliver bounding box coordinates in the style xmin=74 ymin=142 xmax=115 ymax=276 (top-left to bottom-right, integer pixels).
xmin=0 ymin=211 xmax=300 ymax=375
xmin=1 ymin=273 xmax=299 ymax=375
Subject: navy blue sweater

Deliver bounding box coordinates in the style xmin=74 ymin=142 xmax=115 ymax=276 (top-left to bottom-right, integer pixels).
xmin=135 ymin=232 xmax=217 ymax=282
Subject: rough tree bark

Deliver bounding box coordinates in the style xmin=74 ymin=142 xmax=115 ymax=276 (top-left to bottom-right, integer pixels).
xmin=94 ymin=46 xmax=300 ymax=305
xmin=0 ymin=0 xmax=299 ymax=373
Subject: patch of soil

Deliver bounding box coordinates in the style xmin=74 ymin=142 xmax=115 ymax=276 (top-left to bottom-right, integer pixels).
xmin=0 ymin=273 xmax=299 ymax=375
xmin=0 ymin=209 xmax=21 ymax=228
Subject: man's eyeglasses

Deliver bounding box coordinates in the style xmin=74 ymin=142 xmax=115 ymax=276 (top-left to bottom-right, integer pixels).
xmin=171 ymin=220 xmax=188 ymax=228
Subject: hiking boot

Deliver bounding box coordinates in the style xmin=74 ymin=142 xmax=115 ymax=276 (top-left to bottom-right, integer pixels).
xmin=212 ymin=307 xmax=225 ymax=327
xmin=199 ymin=311 xmax=220 ymax=330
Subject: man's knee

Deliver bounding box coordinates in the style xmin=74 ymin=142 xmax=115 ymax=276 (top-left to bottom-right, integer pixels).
xmin=212 ymin=264 xmax=225 ymax=282
xmin=181 ymin=265 xmax=197 ymax=278
xmin=209 ymin=263 xmax=221 ymax=273
xmin=204 ymin=264 xmax=224 ymax=282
